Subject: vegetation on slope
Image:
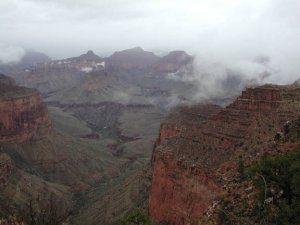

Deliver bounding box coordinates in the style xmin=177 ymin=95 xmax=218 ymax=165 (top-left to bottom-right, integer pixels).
xmin=252 ymin=146 xmax=300 ymax=225
xmin=117 ymin=208 xmax=152 ymax=225
xmin=215 ymin=117 xmax=300 ymax=225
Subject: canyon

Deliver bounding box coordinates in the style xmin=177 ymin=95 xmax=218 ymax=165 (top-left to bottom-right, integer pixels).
xmin=1 ymin=47 xmax=299 ymax=225
xmin=0 ymin=48 xmax=196 ymax=224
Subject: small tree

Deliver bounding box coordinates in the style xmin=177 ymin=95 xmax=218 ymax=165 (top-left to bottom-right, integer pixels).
xmin=237 ymin=158 xmax=245 ymax=181
xmin=118 ymin=208 xmax=152 ymax=225
xmin=21 ymin=192 xmax=70 ymax=225
xmin=252 ymin=147 xmax=300 ymax=224
xmin=283 ymin=122 xmax=290 ymax=136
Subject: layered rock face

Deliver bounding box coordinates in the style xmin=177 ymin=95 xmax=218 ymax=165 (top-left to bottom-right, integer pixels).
xmin=0 ymin=76 xmax=51 ymax=142
xmin=156 ymin=104 xmax=221 ymax=145
xmin=148 ymin=84 xmax=300 ymax=225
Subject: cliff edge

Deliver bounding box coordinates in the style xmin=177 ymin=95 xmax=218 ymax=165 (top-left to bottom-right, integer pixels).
xmin=0 ymin=74 xmax=51 ymax=142
xmin=148 ymin=83 xmax=300 ymax=225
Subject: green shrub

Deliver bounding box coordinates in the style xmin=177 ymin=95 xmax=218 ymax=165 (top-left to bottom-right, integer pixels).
xmin=251 ymin=146 xmax=300 ymax=225
xmin=117 ymin=208 xmax=152 ymax=225
xmin=237 ymin=158 xmax=245 ymax=181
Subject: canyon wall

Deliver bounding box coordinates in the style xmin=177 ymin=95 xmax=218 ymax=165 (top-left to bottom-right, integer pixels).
xmin=0 ymin=77 xmax=51 ymax=142
xmin=149 ymin=84 xmax=300 ymax=225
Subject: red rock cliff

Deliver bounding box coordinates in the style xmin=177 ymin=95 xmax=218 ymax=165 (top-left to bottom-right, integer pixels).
xmin=148 ymin=84 xmax=300 ymax=225
xmin=0 ymin=77 xmax=51 ymax=142
xmin=156 ymin=104 xmax=221 ymax=145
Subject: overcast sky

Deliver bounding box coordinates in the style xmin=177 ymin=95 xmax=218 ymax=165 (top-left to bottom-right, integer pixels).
xmin=0 ymin=0 xmax=300 ymax=83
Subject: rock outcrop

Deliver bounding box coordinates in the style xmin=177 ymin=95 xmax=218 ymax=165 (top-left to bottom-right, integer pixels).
xmin=106 ymin=47 xmax=160 ymax=72
xmin=0 ymin=75 xmax=51 ymax=142
xmin=148 ymin=84 xmax=300 ymax=225
xmin=156 ymin=104 xmax=221 ymax=145
xmin=153 ymin=51 xmax=193 ymax=74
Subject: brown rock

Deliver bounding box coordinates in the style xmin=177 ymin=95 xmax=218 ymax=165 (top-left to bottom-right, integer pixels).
xmin=0 ymin=76 xmax=51 ymax=142
xmin=148 ymin=83 xmax=300 ymax=225
xmin=153 ymin=51 xmax=193 ymax=74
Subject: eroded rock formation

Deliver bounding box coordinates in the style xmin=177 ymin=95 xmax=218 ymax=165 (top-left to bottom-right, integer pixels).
xmin=0 ymin=75 xmax=51 ymax=142
xmin=106 ymin=47 xmax=160 ymax=72
xmin=153 ymin=51 xmax=193 ymax=74
xmin=148 ymin=84 xmax=300 ymax=225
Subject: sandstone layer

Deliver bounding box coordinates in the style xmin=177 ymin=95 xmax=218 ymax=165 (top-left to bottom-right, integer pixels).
xmin=148 ymin=84 xmax=300 ymax=225
xmin=0 ymin=75 xmax=51 ymax=142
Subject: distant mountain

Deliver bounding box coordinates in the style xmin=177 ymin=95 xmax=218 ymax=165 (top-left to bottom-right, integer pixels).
xmin=153 ymin=50 xmax=193 ymax=73
xmin=7 ymin=50 xmax=105 ymax=94
xmin=67 ymin=50 xmax=103 ymax=63
xmin=105 ymin=47 xmax=160 ymax=72
xmin=19 ymin=50 xmax=51 ymax=67
xmin=0 ymin=50 xmax=51 ymax=74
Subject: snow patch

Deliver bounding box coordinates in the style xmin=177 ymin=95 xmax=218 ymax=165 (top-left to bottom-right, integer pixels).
xmin=96 ymin=61 xmax=105 ymax=68
xmin=81 ymin=67 xmax=93 ymax=73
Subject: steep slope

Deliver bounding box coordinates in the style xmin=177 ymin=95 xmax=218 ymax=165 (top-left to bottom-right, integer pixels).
xmin=0 ymin=76 xmax=73 ymax=218
xmin=0 ymin=75 xmax=125 ymax=222
xmin=0 ymin=75 xmax=51 ymax=142
xmin=73 ymin=163 xmax=152 ymax=225
xmin=148 ymin=83 xmax=300 ymax=225
xmin=0 ymin=75 xmax=123 ymax=186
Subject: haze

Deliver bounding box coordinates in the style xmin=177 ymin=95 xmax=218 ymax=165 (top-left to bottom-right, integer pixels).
xmin=1 ymin=0 xmax=300 ymax=84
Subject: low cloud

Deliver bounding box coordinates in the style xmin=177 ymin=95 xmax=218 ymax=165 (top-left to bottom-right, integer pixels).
xmin=167 ymin=55 xmax=275 ymax=104
xmin=112 ymin=90 xmax=132 ymax=104
xmin=0 ymin=44 xmax=25 ymax=64
xmin=0 ymin=0 xmax=299 ymax=101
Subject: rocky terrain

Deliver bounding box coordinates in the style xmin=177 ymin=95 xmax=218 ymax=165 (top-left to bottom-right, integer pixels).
xmin=0 ymin=74 xmax=51 ymax=142
xmin=148 ymin=83 xmax=300 ymax=225
xmin=106 ymin=47 xmax=160 ymax=73
xmin=0 ymin=47 xmax=286 ymax=225
xmin=153 ymin=51 xmax=193 ymax=74
xmin=0 ymin=47 xmax=196 ymax=224
xmin=0 ymin=75 xmax=127 ymax=223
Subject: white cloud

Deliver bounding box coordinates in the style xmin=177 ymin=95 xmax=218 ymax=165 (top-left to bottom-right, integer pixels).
xmin=0 ymin=0 xmax=299 ymax=84
xmin=0 ymin=44 xmax=25 ymax=64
